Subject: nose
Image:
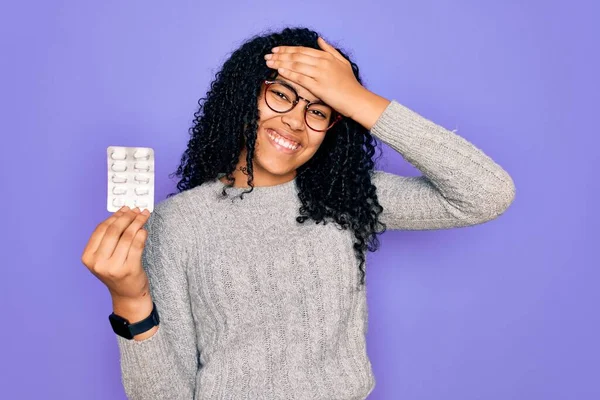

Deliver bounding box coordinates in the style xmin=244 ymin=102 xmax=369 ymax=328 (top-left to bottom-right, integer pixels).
xmin=282 ymin=98 xmax=309 ymax=131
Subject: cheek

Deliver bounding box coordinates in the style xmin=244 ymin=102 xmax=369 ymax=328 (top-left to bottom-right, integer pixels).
xmin=257 ymin=109 xmax=279 ymax=132
xmin=257 ymin=96 xmax=275 ymax=121
xmin=305 ymin=134 xmax=326 ymax=151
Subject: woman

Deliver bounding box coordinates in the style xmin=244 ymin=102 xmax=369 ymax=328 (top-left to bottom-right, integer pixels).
xmin=82 ymin=27 xmax=515 ymax=399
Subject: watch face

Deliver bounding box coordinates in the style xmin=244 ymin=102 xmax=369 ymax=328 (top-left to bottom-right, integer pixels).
xmin=109 ymin=314 xmax=133 ymax=340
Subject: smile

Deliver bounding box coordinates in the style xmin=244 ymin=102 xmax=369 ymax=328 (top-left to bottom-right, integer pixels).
xmin=266 ymin=129 xmax=302 ymax=154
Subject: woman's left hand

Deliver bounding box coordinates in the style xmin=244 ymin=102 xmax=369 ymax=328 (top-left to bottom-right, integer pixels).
xmin=264 ymin=37 xmax=367 ymax=118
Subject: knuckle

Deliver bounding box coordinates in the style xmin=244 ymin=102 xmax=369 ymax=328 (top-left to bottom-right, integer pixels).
xmin=133 ymin=232 xmax=146 ymax=245
xmin=107 ymin=267 xmax=127 ymax=280
xmin=91 ymin=259 xmax=106 ymax=274
xmin=95 ymin=220 xmax=108 ymax=232
xmin=121 ymin=229 xmax=136 ymax=242
xmin=106 ymin=223 xmax=121 ymax=236
xmin=136 ymin=213 xmax=148 ymax=221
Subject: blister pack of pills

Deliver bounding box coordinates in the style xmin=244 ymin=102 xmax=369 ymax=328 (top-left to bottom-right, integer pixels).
xmin=107 ymin=146 xmax=155 ymax=212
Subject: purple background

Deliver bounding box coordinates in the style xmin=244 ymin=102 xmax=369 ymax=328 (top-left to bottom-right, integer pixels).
xmin=1 ymin=1 xmax=598 ymax=399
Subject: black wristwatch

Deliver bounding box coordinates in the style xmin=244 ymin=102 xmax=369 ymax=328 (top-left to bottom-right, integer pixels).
xmin=109 ymin=301 xmax=160 ymax=340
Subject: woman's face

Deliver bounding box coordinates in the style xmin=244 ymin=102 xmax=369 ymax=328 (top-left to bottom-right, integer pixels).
xmin=251 ymin=77 xmax=331 ymax=182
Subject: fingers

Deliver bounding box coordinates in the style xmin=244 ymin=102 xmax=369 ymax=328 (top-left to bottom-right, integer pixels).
xmin=110 ymin=208 xmax=151 ymax=265
xmin=275 ymin=67 xmax=317 ymax=88
xmin=125 ymin=227 xmax=149 ymax=265
xmin=95 ymin=208 xmax=150 ymax=260
xmin=272 ymin=46 xmax=330 ymax=60
xmin=271 ymin=40 xmax=348 ymax=66
xmin=266 ymin=52 xmax=323 ymax=67
xmin=266 ymin=53 xmax=321 ymax=84
xmin=269 ymin=59 xmax=320 ymax=80
xmin=82 ymin=206 xmax=129 ymax=260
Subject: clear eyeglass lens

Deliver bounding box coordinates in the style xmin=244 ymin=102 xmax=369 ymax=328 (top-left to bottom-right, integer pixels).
xmin=266 ymin=83 xmax=333 ymax=131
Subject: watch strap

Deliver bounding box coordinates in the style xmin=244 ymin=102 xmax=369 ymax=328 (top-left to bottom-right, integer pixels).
xmin=109 ymin=301 xmax=160 ymax=340
xmin=128 ymin=301 xmax=160 ymax=336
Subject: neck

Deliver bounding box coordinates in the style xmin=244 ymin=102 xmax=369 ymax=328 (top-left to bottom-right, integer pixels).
xmin=218 ymin=148 xmax=297 ymax=188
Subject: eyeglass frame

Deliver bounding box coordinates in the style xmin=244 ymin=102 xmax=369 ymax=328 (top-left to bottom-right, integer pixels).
xmin=263 ymin=79 xmax=343 ymax=132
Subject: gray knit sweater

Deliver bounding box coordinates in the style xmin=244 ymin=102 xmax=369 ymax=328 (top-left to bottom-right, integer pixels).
xmin=114 ymin=100 xmax=516 ymax=399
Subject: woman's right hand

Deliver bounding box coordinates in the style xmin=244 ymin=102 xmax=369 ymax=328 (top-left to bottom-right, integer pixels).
xmin=81 ymin=206 xmax=152 ymax=303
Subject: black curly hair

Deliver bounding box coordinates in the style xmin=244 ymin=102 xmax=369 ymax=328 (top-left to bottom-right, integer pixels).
xmin=167 ymin=26 xmax=388 ymax=287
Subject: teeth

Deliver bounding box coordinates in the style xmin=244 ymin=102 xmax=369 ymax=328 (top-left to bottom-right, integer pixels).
xmin=268 ymin=130 xmax=300 ymax=151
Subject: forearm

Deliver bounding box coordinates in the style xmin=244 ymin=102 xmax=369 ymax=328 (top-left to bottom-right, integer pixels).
xmin=113 ymin=290 xmax=197 ymax=399
xmin=348 ymin=87 xmax=392 ymax=131
xmin=369 ymin=100 xmax=516 ymax=220
xmin=112 ymin=209 xmax=199 ymax=400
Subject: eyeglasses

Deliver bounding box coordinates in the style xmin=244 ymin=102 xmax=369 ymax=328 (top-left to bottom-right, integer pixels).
xmin=263 ymin=80 xmax=342 ymax=132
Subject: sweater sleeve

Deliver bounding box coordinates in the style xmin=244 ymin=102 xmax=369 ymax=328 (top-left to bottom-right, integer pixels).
xmin=114 ymin=208 xmax=198 ymax=399
xmin=370 ymin=100 xmax=516 ymax=230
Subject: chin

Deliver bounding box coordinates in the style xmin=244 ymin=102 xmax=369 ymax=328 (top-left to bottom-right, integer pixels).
xmin=255 ymin=129 xmax=299 ymax=173
xmin=256 ymin=157 xmax=296 ymax=177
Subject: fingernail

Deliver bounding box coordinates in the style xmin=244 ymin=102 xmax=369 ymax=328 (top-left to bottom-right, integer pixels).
xmin=272 ymin=47 xmax=279 ymax=53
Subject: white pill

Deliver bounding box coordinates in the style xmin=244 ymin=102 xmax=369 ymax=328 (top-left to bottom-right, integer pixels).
xmin=111 ymin=162 xmax=127 ymax=172
xmin=134 ymin=162 xmax=150 ymax=172
xmin=134 ymin=198 xmax=148 ymax=207
xmin=133 ymin=149 xmax=150 ymax=160
xmin=135 ymin=174 xmax=150 ymax=184
xmin=112 ymin=173 xmax=128 ymax=183
xmin=113 ymin=186 xmax=128 ymax=195
xmin=135 ymin=186 xmax=149 ymax=195
xmin=111 ymin=149 xmax=127 ymax=160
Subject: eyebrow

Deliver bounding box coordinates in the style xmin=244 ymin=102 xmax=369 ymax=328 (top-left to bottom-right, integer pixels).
xmin=280 ymin=79 xmax=322 ymax=104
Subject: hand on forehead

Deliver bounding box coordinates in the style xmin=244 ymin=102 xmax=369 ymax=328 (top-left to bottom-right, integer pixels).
xmin=264 ymin=37 xmax=360 ymax=118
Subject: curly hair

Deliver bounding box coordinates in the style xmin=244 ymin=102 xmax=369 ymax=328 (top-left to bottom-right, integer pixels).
xmin=167 ymin=26 xmax=387 ymax=287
